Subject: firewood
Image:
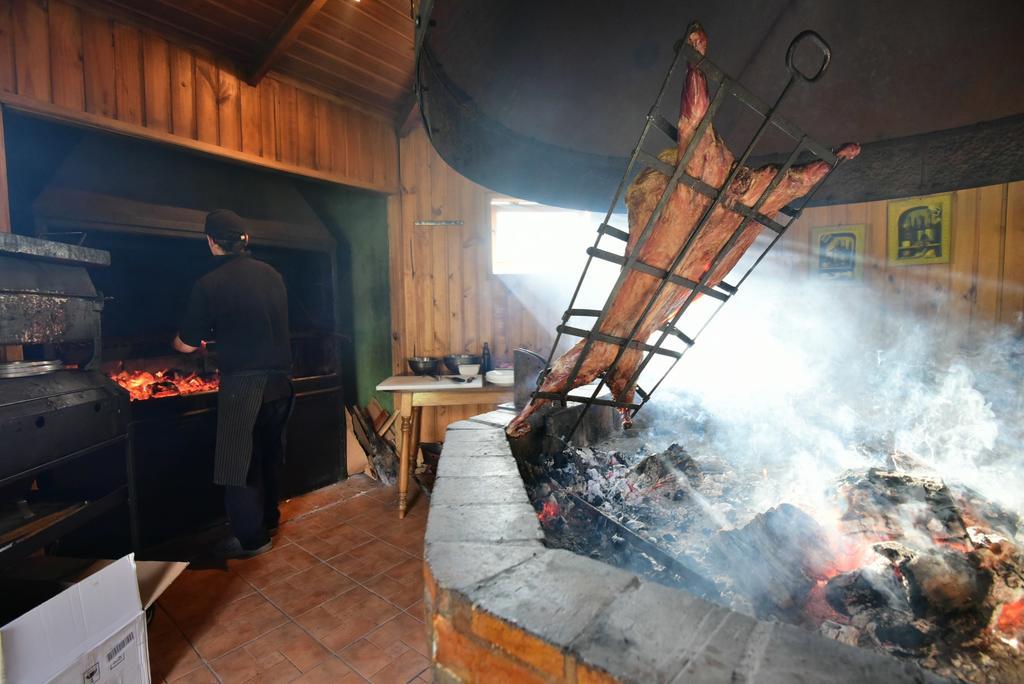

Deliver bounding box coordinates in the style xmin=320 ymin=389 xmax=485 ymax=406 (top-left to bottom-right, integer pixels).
xmin=347 ymin=405 xmax=397 ymax=486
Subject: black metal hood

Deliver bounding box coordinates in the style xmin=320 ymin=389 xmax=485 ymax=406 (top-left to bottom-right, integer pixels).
xmin=26 ymin=121 xmax=334 ymax=252
xmin=420 ymin=0 xmax=1024 ymax=210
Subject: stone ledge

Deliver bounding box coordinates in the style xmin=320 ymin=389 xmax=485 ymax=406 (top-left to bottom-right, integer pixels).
xmin=435 ymin=455 xmax=521 ymax=479
xmin=426 ymin=503 xmax=545 ymax=545
xmin=432 ymin=475 xmax=531 ymax=506
xmin=425 ymin=417 xmax=948 ymax=684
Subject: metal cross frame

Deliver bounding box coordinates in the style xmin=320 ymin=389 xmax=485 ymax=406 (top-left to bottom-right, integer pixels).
xmin=531 ymin=24 xmax=853 ymax=442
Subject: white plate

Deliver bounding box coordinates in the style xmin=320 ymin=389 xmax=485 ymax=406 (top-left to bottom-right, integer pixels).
xmin=485 ymin=370 xmax=514 ymax=386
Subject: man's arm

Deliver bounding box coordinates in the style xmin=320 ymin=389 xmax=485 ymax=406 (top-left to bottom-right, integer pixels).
xmin=173 ymin=335 xmax=199 ymax=353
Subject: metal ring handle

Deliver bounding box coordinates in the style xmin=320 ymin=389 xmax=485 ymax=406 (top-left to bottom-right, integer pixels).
xmin=786 ymin=30 xmax=831 ymax=82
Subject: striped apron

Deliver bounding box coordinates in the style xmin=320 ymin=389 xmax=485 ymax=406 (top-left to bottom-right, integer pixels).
xmin=213 ymin=371 xmax=269 ymax=486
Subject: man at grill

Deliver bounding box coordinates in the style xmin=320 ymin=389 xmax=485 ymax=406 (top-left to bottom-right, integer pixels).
xmin=173 ymin=209 xmax=293 ymax=558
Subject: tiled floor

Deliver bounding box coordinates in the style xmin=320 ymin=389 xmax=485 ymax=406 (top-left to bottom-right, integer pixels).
xmin=149 ymin=476 xmax=431 ymax=684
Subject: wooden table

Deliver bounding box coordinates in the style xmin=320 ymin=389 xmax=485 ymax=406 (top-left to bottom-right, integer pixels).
xmin=376 ymin=375 xmax=513 ymax=517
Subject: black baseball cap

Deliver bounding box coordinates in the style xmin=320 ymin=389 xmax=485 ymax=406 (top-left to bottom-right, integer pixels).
xmin=204 ymin=209 xmax=249 ymax=242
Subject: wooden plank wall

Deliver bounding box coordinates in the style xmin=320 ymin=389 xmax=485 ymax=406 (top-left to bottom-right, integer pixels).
xmin=390 ymin=126 xmax=1024 ymax=441
xmin=782 ymin=182 xmax=1024 ymax=334
xmin=390 ymin=127 xmax=553 ymax=442
xmin=0 ymin=0 xmax=398 ymax=193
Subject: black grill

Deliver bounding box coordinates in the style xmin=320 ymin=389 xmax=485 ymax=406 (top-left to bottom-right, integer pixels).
xmin=0 ymin=234 xmax=134 ymax=567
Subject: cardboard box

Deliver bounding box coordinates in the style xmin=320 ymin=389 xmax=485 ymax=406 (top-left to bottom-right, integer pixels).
xmin=0 ymin=554 xmax=187 ymax=684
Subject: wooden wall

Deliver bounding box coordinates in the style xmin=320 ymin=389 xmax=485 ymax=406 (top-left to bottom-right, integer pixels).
xmin=390 ymin=125 xmax=1024 ymax=441
xmin=0 ymin=0 xmax=398 ymax=196
xmin=389 ymin=126 xmax=553 ymax=441
xmin=784 ymin=182 xmax=1024 ymax=332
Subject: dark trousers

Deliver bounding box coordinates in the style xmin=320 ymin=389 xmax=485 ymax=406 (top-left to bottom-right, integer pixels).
xmin=224 ymin=396 xmax=291 ymax=549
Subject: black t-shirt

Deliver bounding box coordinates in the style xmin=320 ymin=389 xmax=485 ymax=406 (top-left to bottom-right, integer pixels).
xmin=179 ymin=254 xmax=292 ymax=379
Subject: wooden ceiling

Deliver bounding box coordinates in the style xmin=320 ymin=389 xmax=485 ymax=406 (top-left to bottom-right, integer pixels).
xmin=96 ymin=0 xmax=416 ymax=118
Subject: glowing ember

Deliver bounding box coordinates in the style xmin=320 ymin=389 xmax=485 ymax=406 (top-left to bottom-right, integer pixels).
xmin=538 ymin=500 xmax=560 ymax=524
xmin=109 ymin=369 xmax=219 ymax=401
xmin=997 ymin=599 xmax=1024 ymax=636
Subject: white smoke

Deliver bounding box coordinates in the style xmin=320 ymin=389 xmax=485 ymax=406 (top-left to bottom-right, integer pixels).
xmin=636 ymin=248 xmax=1024 ymax=517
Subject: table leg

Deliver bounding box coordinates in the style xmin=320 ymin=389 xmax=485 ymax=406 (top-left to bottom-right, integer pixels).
xmin=410 ymin=407 xmax=423 ymax=466
xmin=397 ymin=393 xmax=413 ymax=518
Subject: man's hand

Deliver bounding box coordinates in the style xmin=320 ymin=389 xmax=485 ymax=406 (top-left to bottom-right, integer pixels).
xmin=173 ymin=335 xmax=199 ymax=354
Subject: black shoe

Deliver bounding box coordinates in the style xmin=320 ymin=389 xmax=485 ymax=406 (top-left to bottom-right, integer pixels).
xmin=268 ymin=525 xmax=279 ymax=537
xmin=214 ymin=537 xmax=273 ymax=560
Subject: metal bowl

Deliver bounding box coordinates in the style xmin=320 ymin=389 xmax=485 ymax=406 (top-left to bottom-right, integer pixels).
xmin=408 ymin=356 xmax=440 ymax=375
xmin=443 ymin=354 xmax=481 ymax=375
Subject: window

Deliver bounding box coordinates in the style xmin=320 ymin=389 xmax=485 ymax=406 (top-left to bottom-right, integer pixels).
xmin=490 ymin=198 xmax=627 ymax=275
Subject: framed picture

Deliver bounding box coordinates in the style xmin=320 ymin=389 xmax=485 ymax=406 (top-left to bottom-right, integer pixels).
xmin=811 ymin=225 xmax=864 ymax=280
xmin=887 ymin=193 xmax=952 ymax=266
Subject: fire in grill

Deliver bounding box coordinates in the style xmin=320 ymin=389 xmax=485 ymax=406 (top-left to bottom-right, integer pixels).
xmin=531 ymin=436 xmax=1024 ymax=682
xmin=108 ymin=369 xmax=219 ymax=401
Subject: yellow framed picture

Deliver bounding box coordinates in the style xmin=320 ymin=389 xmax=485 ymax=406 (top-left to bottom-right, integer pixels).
xmin=887 ymin=193 xmax=952 ymax=266
xmin=811 ymin=225 xmax=864 ymax=280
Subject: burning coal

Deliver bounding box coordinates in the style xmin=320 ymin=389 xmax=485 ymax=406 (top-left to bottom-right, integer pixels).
xmin=109 ymin=369 xmax=219 ymax=401
xmin=520 ymin=254 xmax=1024 ymax=681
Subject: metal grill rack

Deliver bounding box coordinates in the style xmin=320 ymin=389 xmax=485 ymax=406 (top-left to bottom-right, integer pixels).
xmin=532 ymin=24 xmax=853 ymax=442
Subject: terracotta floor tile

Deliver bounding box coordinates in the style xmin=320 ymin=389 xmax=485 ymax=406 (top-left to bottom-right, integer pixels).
xmin=369 ymin=649 xmax=430 ymax=684
xmin=363 ymin=573 xmax=423 ymax=610
xmin=326 ymin=496 xmax=393 ymax=524
xmin=327 ymin=539 xmax=412 ymax=582
xmin=186 ymin=594 xmax=288 ymax=660
xmin=254 ymin=658 xmax=304 ymax=683
xmin=255 ymin=623 xmax=333 ymax=673
xmin=279 ymin=513 xmax=336 ymax=544
xmin=291 ymin=656 xmax=363 ymax=683
xmin=374 ymin=518 xmax=427 ymax=543
xmin=231 ymin=543 xmax=320 ymax=589
xmin=260 ymin=562 xmax=357 ymax=616
xmin=174 ymin=591 xmax=262 ymax=633
xmin=150 ymin=479 xmax=429 ymax=682
xmin=210 ymin=623 xmax=330 ymax=683
xmin=300 ymin=588 xmax=400 ymax=651
xmin=348 ymin=510 xmax=405 ymax=537
xmin=171 ymin=665 xmax=219 ymax=684
xmin=295 ymin=524 xmax=376 ymax=560
xmin=384 ymin=557 xmax=423 ymax=586
xmin=336 ymin=474 xmax=380 ymax=497
xmin=148 ymin=616 xmax=204 ymax=682
xmin=208 ymin=647 xmax=262 ymax=684
xmin=417 ymin=666 xmax=433 ymax=682
xmin=280 ymin=484 xmax=350 ymax=521
xmin=365 ymin=484 xmax=396 ymax=501
xmin=365 ymin=613 xmax=430 ymax=657
xmin=159 ymin=569 xmax=255 ymax=627
xmin=292 ymin=604 xmax=345 ymax=641
xmin=340 ymin=638 xmax=409 ymax=679
xmin=319 ymin=614 xmax=393 ymax=654
xmin=373 ymin=526 xmax=426 ymax=558
xmin=293 ymin=586 xmax=371 ymax=636
xmin=405 ymin=601 xmax=425 ymax=623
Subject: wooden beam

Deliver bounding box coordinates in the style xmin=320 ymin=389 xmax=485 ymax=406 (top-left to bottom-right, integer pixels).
xmin=0 ymin=92 xmax=399 ymax=194
xmin=398 ymin=100 xmax=422 ymax=138
xmin=247 ymin=0 xmax=327 ymax=86
xmin=393 ymin=0 xmax=434 ymax=129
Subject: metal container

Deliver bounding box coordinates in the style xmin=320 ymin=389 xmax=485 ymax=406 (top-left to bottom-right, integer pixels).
xmin=408 ymin=356 xmax=440 ymax=375
xmin=443 ymin=354 xmax=481 ymax=375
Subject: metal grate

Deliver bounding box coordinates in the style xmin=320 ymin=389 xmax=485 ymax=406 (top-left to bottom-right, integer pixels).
xmin=531 ymin=24 xmax=853 ymax=441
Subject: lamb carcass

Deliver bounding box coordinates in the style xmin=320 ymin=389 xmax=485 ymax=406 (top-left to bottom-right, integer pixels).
xmin=507 ymin=23 xmax=859 ymax=438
